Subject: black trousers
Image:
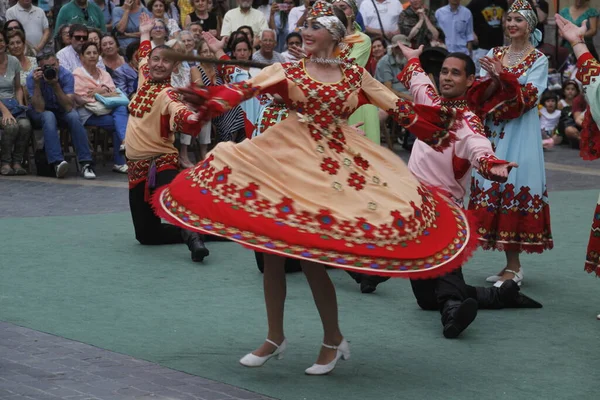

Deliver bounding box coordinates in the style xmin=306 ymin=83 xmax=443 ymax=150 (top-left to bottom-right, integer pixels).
xmin=409 ymin=268 xmax=475 ymax=312
xmin=129 ymin=169 xmax=184 ymax=245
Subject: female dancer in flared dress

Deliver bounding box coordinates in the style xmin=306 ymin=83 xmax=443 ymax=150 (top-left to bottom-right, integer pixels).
xmin=468 ymin=0 xmax=552 ymax=287
xmin=154 ymin=1 xmax=475 ymax=375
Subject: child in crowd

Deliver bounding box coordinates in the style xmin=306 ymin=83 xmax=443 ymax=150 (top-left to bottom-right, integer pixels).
xmin=540 ymin=90 xmax=561 ymax=149
xmin=555 ymin=80 xmax=582 ymax=147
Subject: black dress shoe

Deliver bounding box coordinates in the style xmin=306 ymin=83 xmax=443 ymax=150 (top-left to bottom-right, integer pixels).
xmin=442 ymin=298 xmax=478 ymax=339
xmin=346 ymin=271 xmax=363 ymax=284
xmin=181 ymin=230 xmax=210 ymax=262
xmin=360 ymin=276 xmax=390 ymax=294
xmin=498 ymin=280 xmax=543 ymax=308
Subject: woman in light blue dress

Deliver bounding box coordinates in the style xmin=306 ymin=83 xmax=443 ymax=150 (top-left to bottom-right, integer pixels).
xmin=468 ymin=0 xmax=552 ymax=287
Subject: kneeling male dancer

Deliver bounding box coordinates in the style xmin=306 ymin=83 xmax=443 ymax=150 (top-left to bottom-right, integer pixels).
xmin=125 ymin=14 xmax=209 ymax=261
xmin=393 ymin=44 xmax=542 ymax=338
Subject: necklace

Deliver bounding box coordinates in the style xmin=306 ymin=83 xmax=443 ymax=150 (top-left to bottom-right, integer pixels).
xmin=308 ymin=57 xmax=344 ymax=65
xmin=506 ymin=44 xmax=532 ymax=66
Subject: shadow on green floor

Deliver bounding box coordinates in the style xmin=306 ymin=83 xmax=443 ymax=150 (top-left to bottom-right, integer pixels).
xmin=0 ymin=190 xmax=598 ymax=400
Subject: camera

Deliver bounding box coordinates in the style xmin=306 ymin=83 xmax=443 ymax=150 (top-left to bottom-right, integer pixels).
xmin=42 ymin=65 xmax=57 ymax=80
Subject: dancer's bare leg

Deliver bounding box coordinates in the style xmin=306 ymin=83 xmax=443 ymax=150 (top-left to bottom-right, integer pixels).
xmin=301 ymin=260 xmax=344 ymax=365
xmin=252 ymin=254 xmax=287 ymax=356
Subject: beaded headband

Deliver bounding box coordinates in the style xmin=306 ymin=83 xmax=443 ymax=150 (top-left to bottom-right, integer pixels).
xmin=308 ymin=0 xmax=347 ymax=41
xmin=508 ymin=0 xmax=538 ymax=32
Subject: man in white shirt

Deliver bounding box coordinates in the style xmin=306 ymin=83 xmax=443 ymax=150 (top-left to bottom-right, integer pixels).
xmin=220 ymin=0 xmax=269 ymax=45
xmin=287 ymin=0 xmax=316 ymax=33
xmin=56 ymin=24 xmax=106 ymax=72
xmin=252 ymin=29 xmax=286 ymax=65
xmin=5 ymin=0 xmax=52 ymax=52
xmin=359 ymin=0 xmax=402 ymax=40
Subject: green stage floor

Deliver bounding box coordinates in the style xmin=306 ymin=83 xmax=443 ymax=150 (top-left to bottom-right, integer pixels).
xmin=0 ymin=187 xmax=598 ymax=400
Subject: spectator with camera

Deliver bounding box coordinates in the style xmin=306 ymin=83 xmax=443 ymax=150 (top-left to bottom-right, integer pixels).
xmin=0 ymin=30 xmax=32 ymax=176
xmin=26 ymin=52 xmax=96 ymax=179
xmin=57 ymin=24 xmax=106 ymax=73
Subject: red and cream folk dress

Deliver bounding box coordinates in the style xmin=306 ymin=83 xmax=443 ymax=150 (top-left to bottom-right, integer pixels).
xmin=467 ymin=47 xmax=553 ymax=253
xmin=574 ymin=53 xmax=600 ymax=276
xmin=153 ymin=60 xmax=476 ymax=278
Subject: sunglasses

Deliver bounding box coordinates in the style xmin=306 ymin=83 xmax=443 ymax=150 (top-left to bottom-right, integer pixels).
xmin=6 ymin=26 xmax=21 ymax=31
xmin=73 ymin=35 xmax=89 ymax=41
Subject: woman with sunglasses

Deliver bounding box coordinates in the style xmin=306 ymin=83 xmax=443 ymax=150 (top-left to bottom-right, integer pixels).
xmin=3 ymin=20 xmax=36 ymax=57
xmin=0 ymin=31 xmax=32 ymax=176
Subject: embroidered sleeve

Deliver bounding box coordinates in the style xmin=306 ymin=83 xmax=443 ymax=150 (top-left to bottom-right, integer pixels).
xmin=177 ymin=63 xmax=289 ymax=125
xmin=576 ymin=53 xmax=600 ymax=160
xmin=397 ymin=58 xmax=440 ymax=107
xmin=476 ymin=154 xmax=512 ymax=182
xmin=468 ymin=51 xmax=548 ymax=122
xmin=137 ymin=40 xmax=153 ymax=88
xmin=163 ymin=90 xmax=202 ymax=137
xmin=360 ymin=68 xmax=461 ymax=152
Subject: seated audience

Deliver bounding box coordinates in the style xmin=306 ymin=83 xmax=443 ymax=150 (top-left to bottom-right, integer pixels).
xmin=149 ymin=0 xmax=181 ymax=38
xmin=57 ymin=24 xmax=106 ymax=72
xmin=281 ymin=31 xmax=302 ymax=62
xmin=367 ymin=36 xmax=386 ymax=76
xmin=6 ymin=30 xmax=37 ymax=89
xmin=151 ymin=19 xmax=170 ymax=48
xmin=0 ymin=31 xmax=31 ymax=176
xmin=73 ymin=41 xmax=129 ymax=174
xmin=100 ymin=34 xmax=125 ymax=75
xmin=185 ymin=0 xmax=219 ymax=37
xmin=88 ymin=28 xmax=102 ymax=45
xmin=113 ymin=0 xmax=152 ymax=49
xmin=3 ymin=19 xmax=37 ymax=57
xmin=113 ymin=40 xmax=140 ymax=99
xmin=26 ymin=52 xmax=96 ymax=179
xmin=55 ymin=24 xmax=71 ymax=53
xmin=252 ymin=29 xmax=285 ymax=64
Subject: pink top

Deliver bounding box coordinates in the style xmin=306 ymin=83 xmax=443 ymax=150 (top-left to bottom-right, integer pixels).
xmin=73 ymin=66 xmax=117 ymax=103
xmin=399 ymin=58 xmax=507 ymax=204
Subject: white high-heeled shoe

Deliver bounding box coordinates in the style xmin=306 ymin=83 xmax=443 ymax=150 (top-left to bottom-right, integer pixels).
xmin=493 ymin=268 xmax=524 ymax=288
xmin=305 ymin=339 xmax=350 ymax=376
xmin=239 ymin=338 xmax=287 ymax=367
xmin=486 ymin=267 xmax=508 ymax=283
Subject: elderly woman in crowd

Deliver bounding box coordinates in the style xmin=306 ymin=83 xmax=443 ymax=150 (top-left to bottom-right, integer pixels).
xmin=151 ymin=19 xmax=170 ymax=48
xmin=149 ymin=0 xmax=181 ymax=38
xmin=100 ymin=34 xmax=125 ymax=75
xmin=73 ymin=41 xmax=129 ymax=174
xmin=0 ymin=32 xmax=32 ymax=176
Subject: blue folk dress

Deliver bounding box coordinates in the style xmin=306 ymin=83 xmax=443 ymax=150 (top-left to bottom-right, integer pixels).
xmin=468 ymin=47 xmax=553 ymax=253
